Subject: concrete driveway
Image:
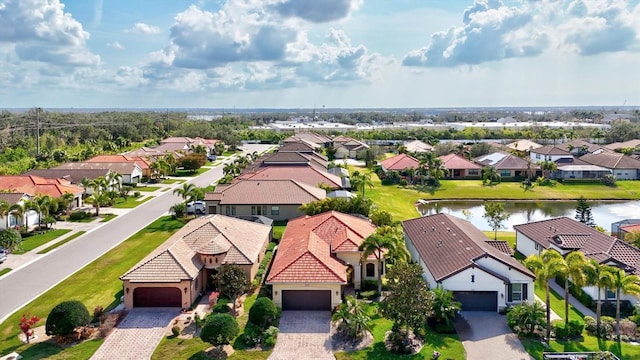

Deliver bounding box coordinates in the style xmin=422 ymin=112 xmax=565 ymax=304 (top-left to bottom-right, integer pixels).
xmin=91 ymin=308 xmax=179 ymax=360
xmin=454 ymin=311 xmax=533 ymax=360
xmin=268 ymin=311 xmax=334 ymax=360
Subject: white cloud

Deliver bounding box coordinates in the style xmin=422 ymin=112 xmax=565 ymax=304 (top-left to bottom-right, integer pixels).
xmin=403 ymin=0 xmax=640 ymax=67
xmin=0 ymin=0 xmax=99 ymax=66
xmin=274 ymin=0 xmax=362 ymax=23
xmin=125 ymin=22 xmax=161 ymax=35
xmin=107 ymin=41 xmax=125 ymax=50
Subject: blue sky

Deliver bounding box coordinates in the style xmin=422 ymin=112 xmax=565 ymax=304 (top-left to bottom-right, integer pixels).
xmin=1 ymin=0 xmax=639 ymax=109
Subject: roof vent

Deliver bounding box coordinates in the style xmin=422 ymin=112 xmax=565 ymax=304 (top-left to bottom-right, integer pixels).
xmin=432 ymin=226 xmax=436 ymax=231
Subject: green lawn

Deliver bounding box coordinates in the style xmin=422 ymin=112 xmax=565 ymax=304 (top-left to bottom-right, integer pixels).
xmin=112 ymin=196 xmax=153 ymax=208
xmin=0 ymin=268 xmax=11 ymax=276
xmin=0 ymin=216 xmax=185 ymax=357
xmin=482 ymin=231 xmax=516 ymax=248
xmin=134 ymin=185 xmax=161 ymax=192
xmin=161 ymin=179 xmax=184 ymax=184
xmin=335 ymin=302 xmax=465 ymax=360
xmin=13 ymin=339 xmax=104 ymax=360
xmin=272 ymin=221 xmax=287 ymax=242
xmin=100 ymin=214 xmax=117 ymax=222
xmin=534 ymin=283 xmax=584 ymax=321
xmin=37 ymin=231 xmax=86 ymax=254
xmin=173 ymin=167 xmax=210 ymax=177
xmin=12 ymin=229 xmax=72 ymax=254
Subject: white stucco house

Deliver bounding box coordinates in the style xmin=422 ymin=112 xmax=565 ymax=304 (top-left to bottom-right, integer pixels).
xmin=514 ymin=217 xmax=640 ymax=305
xmin=403 ymin=213 xmax=534 ymax=312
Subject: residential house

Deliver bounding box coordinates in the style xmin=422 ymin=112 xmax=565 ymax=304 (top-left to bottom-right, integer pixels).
xmin=604 ymin=139 xmax=640 ymax=152
xmin=579 ymin=152 xmax=640 ymax=180
xmin=53 ymin=162 xmax=144 ymax=183
xmin=0 ymin=175 xmax=84 ymax=209
xmin=266 ymin=211 xmax=379 ymax=310
xmin=278 ymin=141 xmax=318 ymax=154
xmin=333 ymin=136 xmax=370 ymax=159
xmin=86 ymin=155 xmax=153 ymax=178
xmin=557 ymin=140 xmax=607 ymax=156
xmin=611 ymin=219 xmax=640 ymax=239
xmin=379 ymin=154 xmax=420 ymax=173
xmin=474 ymin=151 xmax=538 ymax=179
xmin=530 ymin=145 xmax=574 ymax=163
xmin=121 ymin=215 xmax=271 ymax=309
xmin=259 ymin=151 xmax=328 ymax=170
xmin=555 ymin=164 xmax=611 ymax=180
xmin=24 ymin=168 xmax=111 ymax=187
xmin=440 ymin=154 xmax=482 ymax=178
xmin=124 ymin=146 xmax=169 ymax=159
xmin=237 ymin=166 xmax=343 ymax=190
xmin=283 ymin=132 xmax=332 ymax=148
xmin=404 ymin=140 xmax=434 ymax=153
xmin=506 ymin=139 xmax=543 ymax=152
xmin=514 ymin=217 xmax=640 ymax=305
xmin=403 ymin=213 xmax=534 ymax=311
xmin=204 ymin=179 xmax=326 ymax=221
xmin=0 ymin=192 xmax=32 ymax=230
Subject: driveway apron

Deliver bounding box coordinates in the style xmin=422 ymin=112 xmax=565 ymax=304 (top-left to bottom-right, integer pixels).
xmin=269 ymin=311 xmax=335 ymax=360
xmin=91 ymin=308 xmax=178 ymax=360
xmin=454 ymin=311 xmax=533 ymax=360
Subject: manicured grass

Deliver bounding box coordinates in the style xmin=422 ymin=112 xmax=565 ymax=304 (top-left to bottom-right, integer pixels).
xmin=173 ymin=167 xmax=210 ymax=177
xmin=37 ymin=231 xmax=86 ymax=254
xmin=112 ymin=196 xmax=153 ymax=208
xmin=162 ymin=187 xmax=171 ymax=192
xmin=12 ymin=229 xmax=72 ymax=254
xmin=100 ymin=214 xmax=117 ymax=222
xmin=0 ymin=268 xmax=12 ymax=276
xmin=15 ymin=339 xmax=104 ymax=360
xmin=534 ymin=283 xmax=584 ymax=321
xmin=334 ymin=302 xmax=465 ymax=360
xmin=272 ymin=222 xmax=287 ymax=242
xmin=161 ymin=178 xmax=184 ymax=184
xmin=134 ymin=185 xmax=161 ymax=192
xmin=0 ymin=216 xmax=185 ymax=357
xmin=482 ymin=231 xmax=516 ymax=249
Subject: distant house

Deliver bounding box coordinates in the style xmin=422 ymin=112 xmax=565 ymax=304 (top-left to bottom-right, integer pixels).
xmin=259 ymin=151 xmax=328 ymax=170
xmin=514 ymin=217 xmax=640 ymax=305
xmin=579 ymin=152 xmax=640 ymax=180
xmin=53 ymin=162 xmax=143 ymax=184
xmin=611 ymin=219 xmax=640 ymax=239
xmin=506 ymin=139 xmax=543 ymax=152
xmin=439 ymin=154 xmax=481 ymax=178
xmin=266 ymin=211 xmax=379 ymax=310
xmin=204 ymin=179 xmax=326 ymax=221
xmin=86 ymin=155 xmax=153 ymax=178
xmin=403 ymin=214 xmax=534 ymax=312
xmin=556 ymin=140 xmax=607 ymax=156
xmin=473 ymin=151 xmax=538 ymax=178
xmin=555 ymin=164 xmax=611 ymax=180
xmin=379 ymin=154 xmax=420 ymax=173
xmin=0 ymin=192 xmax=34 ymax=230
xmin=530 ymin=145 xmax=573 ymax=163
xmin=237 ymin=166 xmax=343 ymax=190
xmin=604 ymin=139 xmax=640 ymax=152
xmin=278 ymin=141 xmax=318 ymax=154
xmin=0 ymin=175 xmax=84 ymax=209
xmin=283 ymin=132 xmax=332 ymax=148
xmin=24 ymin=168 xmax=111 ymax=187
xmin=121 ymin=215 xmax=271 ymax=309
xmin=404 ymin=140 xmax=434 ymax=153
xmin=333 ymin=137 xmax=369 ymax=159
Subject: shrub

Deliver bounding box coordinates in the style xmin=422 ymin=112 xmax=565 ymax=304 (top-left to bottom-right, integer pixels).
xmin=242 ymin=322 xmax=262 ymax=347
xmin=134 ymin=191 xmax=141 ymax=198
xmin=0 ymin=228 xmax=22 ymax=252
xmin=212 ymin=303 xmax=231 ymax=314
xmin=263 ymin=326 xmax=279 ymax=347
xmin=387 ymin=328 xmax=413 ymax=354
xmin=601 ymin=174 xmax=616 ymax=187
xmin=584 ymin=316 xmax=597 ymax=335
xmin=93 ymin=306 xmax=104 ymax=321
xmin=552 ymin=319 xmax=584 ymax=339
xmin=46 ymin=300 xmax=91 ymax=337
xmin=599 ymin=316 xmax=615 ymax=338
xmin=506 ymin=301 xmax=546 ymax=337
xmin=200 ymin=313 xmax=239 ymax=347
xmin=249 ymin=297 xmax=279 ymax=329
xmin=629 ymin=306 xmax=640 ymax=326
xmin=619 ymin=319 xmax=637 ymax=338
xmin=171 ymin=326 xmax=181 ymax=337
xmin=69 ymin=211 xmax=91 ymax=221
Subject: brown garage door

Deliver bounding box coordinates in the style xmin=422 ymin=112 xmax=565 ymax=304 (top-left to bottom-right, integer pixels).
xmin=282 ymin=290 xmax=331 ymax=310
xmin=133 ymin=287 xmax=182 ymax=307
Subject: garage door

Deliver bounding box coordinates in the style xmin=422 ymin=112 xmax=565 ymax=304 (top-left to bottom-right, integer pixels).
xmin=453 ymin=291 xmax=497 ymax=311
xmin=133 ymin=287 xmax=182 ymax=307
xmin=282 ymin=290 xmax=331 ymax=310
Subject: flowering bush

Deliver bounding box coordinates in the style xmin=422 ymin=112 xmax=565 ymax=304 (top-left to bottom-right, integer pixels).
xmin=20 ymin=313 xmax=40 ymax=343
xmin=208 ymin=291 xmax=220 ymax=307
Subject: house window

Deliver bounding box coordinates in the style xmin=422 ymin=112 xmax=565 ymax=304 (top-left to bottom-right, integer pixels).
xmin=508 ymin=283 xmax=528 ymax=302
xmin=251 ymin=206 xmax=267 ymax=215
xmin=606 ymin=288 xmax=616 ymax=300
xmin=535 ymin=243 xmax=540 ymax=251
xmin=366 ymin=263 xmax=375 ymax=277
xmin=500 ymin=170 xmax=511 ymax=177
xmin=535 ymin=154 xmax=541 ymax=159
xmin=225 ymin=206 xmax=236 ymax=216
xmin=471 ymin=275 xmax=475 ymax=283
xmin=271 ymin=206 xmax=280 ymax=215
xmin=468 ymin=169 xmax=479 ymax=176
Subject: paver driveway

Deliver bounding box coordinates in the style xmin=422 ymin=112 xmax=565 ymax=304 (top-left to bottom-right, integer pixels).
xmin=91 ymin=308 xmax=178 ymax=360
xmin=453 ymin=311 xmax=533 ymax=360
xmin=268 ymin=311 xmax=334 ymax=360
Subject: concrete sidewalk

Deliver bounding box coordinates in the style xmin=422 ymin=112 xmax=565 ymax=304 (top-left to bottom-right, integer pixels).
xmin=548 ymin=280 xmax=597 ymax=318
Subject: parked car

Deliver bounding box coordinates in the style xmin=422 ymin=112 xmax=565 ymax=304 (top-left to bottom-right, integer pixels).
xmin=187 ymin=201 xmax=206 ymax=215
xmin=207 ymin=154 xmax=217 ymax=161
xmin=0 ymin=247 xmax=8 ymax=264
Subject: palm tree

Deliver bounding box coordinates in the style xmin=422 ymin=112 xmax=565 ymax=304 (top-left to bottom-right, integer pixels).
xmin=9 ymin=203 xmax=24 ymax=229
xmin=0 ymin=200 xmax=10 ymax=229
xmin=481 ymin=166 xmax=500 ymax=185
xmin=428 ymin=158 xmax=448 ymax=184
xmin=331 ymin=295 xmax=371 ymax=340
xmin=106 ymin=171 xmax=123 ymax=192
xmin=223 ymin=163 xmax=240 ymax=177
xmin=524 ymin=249 xmax=566 ymax=341
xmin=609 ymin=268 xmax=640 ymax=340
xmin=538 ymin=160 xmax=558 ymax=179
xmin=562 ymin=252 xmax=592 ymax=326
xmin=59 ymin=192 xmax=75 ymax=215
xmin=21 ymin=199 xmax=38 ymax=231
xmin=431 ymin=286 xmax=462 ymax=332
xmin=352 ymin=171 xmax=373 ymax=196
xmin=583 ymin=259 xmax=613 ymax=336
xmin=173 ymin=183 xmax=196 ymax=204
xmin=359 ymin=226 xmax=407 ymax=294
xmin=34 ymin=195 xmax=52 ymax=230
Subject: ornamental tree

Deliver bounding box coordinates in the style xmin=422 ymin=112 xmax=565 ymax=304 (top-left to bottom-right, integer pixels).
xmin=20 ymin=313 xmax=40 ymax=343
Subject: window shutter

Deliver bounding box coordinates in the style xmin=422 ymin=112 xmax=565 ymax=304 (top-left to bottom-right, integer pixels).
xmin=507 ymin=284 xmax=513 ymax=302
xmin=522 ymin=283 xmax=528 ymax=300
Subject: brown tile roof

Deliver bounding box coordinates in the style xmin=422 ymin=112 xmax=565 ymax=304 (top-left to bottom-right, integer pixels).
xmin=439 ymin=154 xmax=482 ymax=170
xmin=485 ymin=241 xmax=514 ymax=255
xmin=87 ymin=155 xmax=151 ymax=170
xmin=379 ymin=154 xmax=420 ymax=171
xmin=604 ymin=139 xmax=640 ymax=151
xmin=238 ymin=166 xmax=343 ymax=189
xmin=282 ymin=137 xmax=322 ymax=149
xmin=24 ymin=168 xmax=111 ymax=184
xmin=403 ymin=213 xmax=532 ymax=282
xmin=0 ymin=175 xmax=83 ymax=197
xmin=124 ymin=147 xmax=166 ymax=158
xmin=204 ymin=179 xmax=326 ymax=204
xmin=267 ymin=211 xmax=376 ymax=284
xmin=284 ymin=132 xmax=332 ymax=146
xmin=54 ymin=162 xmax=139 ymax=174
xmin=0 ymin=192 xmax=27 ymax=205
xmin=474 ymin=152 xmax=538 ymax=171
xmin=514 ymin=217 xmax=640 ymax=275
xmin=278 ymin=142 xmax=316 ymax=153
xmin=580 ymin=152 xmax=640 ymax=169
xmin=531 ymin=145 xmax=572 ymax=156
xmin=556 ymin=140 xmax=606 ymax=154
xmin=121 ymin=215 xmax=271 ymax=282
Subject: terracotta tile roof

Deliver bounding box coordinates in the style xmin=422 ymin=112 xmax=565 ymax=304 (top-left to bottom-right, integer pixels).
xmin=0 ymin=175 xmax=83 ymax=197
xmin=121 ymin=215 xmax=271 ymax=282
xmin=86 ymin=155 xmax=151 ymax=169
xmin=531 ymin=145 xmax=572 ymax=156
xmin=506 ymin=139 xmax=543 ymax=151
xmin=485 ymin=241 xmax=514 ymax=255
xmin=24 ymin=168 xmax=111 ymax=184
xmin=439 ymin=154 xmax=482 ymax=170
xmin=514 ymin=217 xmax=640 ymax=275
xmin=580 ymin=152 xmax=640 ymax=169
xmin=379 ymin=154 xmax=420 ymax=171
xmin=0 ymin=192 xmax=27 ymax=205
xmin=238 ymin=166 xmax=343 ymax=189
xmin=204 ymin=179 xmax=325 ymax=204
xmin=403 ymin=213 xmax=532 ymax=282
xmin=621 ymin=224 xmax=640 ymax=233
xmin=267 ymin=211 xmax=376 ymax=284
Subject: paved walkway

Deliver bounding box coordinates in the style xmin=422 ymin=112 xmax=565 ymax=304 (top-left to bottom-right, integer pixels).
xmin=548 ymin=280 xmax=597 ymax=318
xmin=91 ymin=308 xmax=179 ymax=360
xmin=454 ymin=311 xmax=533 ymax=360
xmin=269 ymin=311 xmax=335 ymax=360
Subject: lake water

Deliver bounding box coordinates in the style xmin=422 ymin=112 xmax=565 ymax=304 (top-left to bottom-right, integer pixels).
xmin=416 ymin=200 xmax=640 ymax=231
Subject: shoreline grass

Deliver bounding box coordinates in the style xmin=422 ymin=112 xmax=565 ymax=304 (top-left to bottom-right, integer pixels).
xmin=37 ymin=231 xmax=86 ymax=254
xmin=12 ymin=229 xmax=72 ymax=254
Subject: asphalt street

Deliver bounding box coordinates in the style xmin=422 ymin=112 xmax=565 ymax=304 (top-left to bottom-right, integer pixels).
xmin=0 ymin=144 xmax=274 ymax=323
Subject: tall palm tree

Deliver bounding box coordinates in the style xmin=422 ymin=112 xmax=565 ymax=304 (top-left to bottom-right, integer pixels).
xmin=562 ymin=251 xmax=592 ymax=326
xmin=609 ymin=268 xmax=640 ymax=340
xmin=223 ymin=163 xmax=240 ymax=177
xmin=0 ymin=200 xmax=10 ymax=229
xmin=173 ymin=183 xmax=196 ymax=204
xmin=359 ymin=226 xmax=407 ymax=294
xmin=583 ymin=259 xmax=614 ymax=335
xmin=21 ymin=199 xmax=39 ymax=231
xmin=9 ymin=203 xmax=24 ymax=229
xmin=34 ymin=194 xmax=52 ymax=229
xmin=106 ymin=171 xmax=123 ymax=192
xmin=59 ymin=192 xmax=75 ymax=215
xmin=538 ymin=160 xmax=558 ymax=179
xmin=524 ymin=249 xmax=566 ymax=341
xmin=428 ymin=157 xmax=449 ymax=184
xmin=352 ymin=172 xmax=373 ymax=197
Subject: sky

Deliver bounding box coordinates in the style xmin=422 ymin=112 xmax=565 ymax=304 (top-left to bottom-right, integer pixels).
xmin=1 ymin=0 xmax=639 ymax=109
